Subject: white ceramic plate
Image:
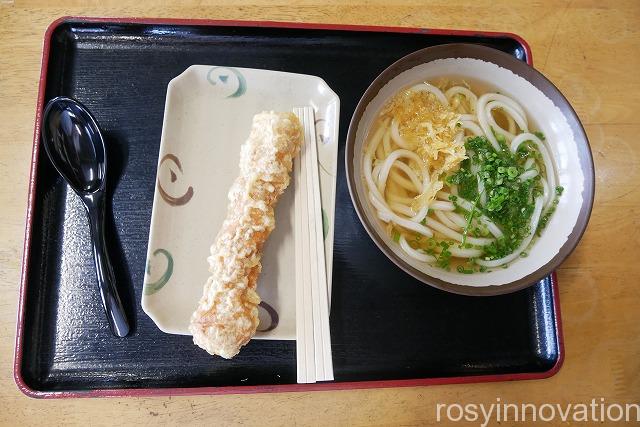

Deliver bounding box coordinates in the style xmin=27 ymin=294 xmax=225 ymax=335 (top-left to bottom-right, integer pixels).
xmin=142 ymin=65 xmax=339 ymax=339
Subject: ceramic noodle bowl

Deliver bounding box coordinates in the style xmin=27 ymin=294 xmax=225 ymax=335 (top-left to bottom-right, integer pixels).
xmin=346 ymin=44 xmax=595 ymax=296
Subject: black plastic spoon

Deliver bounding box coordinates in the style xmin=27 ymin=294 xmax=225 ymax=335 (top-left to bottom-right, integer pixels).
xmin=41 ymin=96 xmax=131 ymax=337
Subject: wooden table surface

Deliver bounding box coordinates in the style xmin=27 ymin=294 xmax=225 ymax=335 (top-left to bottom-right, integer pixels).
xmin=1 ymin=1 xmax=638 ymax=425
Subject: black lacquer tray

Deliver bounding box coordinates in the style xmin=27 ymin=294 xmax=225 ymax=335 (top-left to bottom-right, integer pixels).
xmin=15 ymin=17 xmax=562 ymax=397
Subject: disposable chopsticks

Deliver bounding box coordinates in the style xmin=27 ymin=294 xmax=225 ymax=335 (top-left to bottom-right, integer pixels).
xmin=293 ymin=107 xmax=334 ymax=383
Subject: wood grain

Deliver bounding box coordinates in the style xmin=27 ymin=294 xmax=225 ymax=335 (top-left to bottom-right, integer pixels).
xmin=1 ymin=0 xmax=639 ymax=425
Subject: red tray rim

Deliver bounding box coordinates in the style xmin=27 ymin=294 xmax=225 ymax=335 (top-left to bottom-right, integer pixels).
xmin=14 ymin=16 xmax=561 ymax=399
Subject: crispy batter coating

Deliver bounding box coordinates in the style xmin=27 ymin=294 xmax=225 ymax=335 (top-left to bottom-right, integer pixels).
xmin=189 ymin=112 xmax=303 ymax=358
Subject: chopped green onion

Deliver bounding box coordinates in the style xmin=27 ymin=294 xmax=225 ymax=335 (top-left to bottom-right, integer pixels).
xmin=457 ymin=265 xmax=474 ymax=274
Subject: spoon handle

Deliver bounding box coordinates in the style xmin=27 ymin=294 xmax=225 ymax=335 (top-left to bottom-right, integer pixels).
xmin=86 ymin=195 xmax=131 ymax=337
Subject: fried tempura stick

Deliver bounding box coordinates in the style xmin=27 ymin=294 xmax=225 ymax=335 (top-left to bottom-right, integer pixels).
xmin=189 ymin=111 xmax=303 ymax=358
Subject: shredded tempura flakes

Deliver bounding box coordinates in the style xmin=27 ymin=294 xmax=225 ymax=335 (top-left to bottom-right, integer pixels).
xmin=380 ymin=87 xmax=465 ymax=209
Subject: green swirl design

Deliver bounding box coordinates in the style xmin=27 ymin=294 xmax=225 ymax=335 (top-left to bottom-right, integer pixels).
xmin=322 ymin=208 xmax=328 ymax=240
xmin=206 ymin=66 xmax=247 ymax=98
xmin=144 ymin=248 xmax=174 ymax=295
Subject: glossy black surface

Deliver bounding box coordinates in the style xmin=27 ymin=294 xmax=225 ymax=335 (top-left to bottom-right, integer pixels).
xmin=20 ymin=21 xmax=558 ymax=392
xmin=42 ymin=98 xmax=105 ymax=193
xmin=41 ymin=97 xmax=131 ymax=337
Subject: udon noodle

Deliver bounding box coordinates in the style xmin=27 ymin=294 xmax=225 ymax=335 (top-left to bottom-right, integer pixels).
xmin=363 ymin=79 xmax=560 ymax=272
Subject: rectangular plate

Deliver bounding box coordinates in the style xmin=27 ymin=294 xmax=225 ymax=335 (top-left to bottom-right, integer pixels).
xmin=141 ymin=66 xmax=340 ymax=340
xmin=15 ymin=17 xmax=562 ymax=398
